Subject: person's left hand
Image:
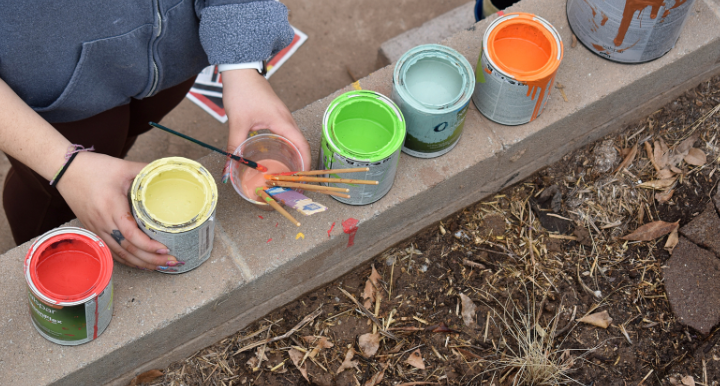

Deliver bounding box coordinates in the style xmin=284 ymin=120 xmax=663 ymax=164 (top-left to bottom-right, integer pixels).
xmin=222 ymin=69 xmax=311 ymax=171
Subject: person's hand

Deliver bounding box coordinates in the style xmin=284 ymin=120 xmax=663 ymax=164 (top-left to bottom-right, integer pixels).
xmin=56 ymin=152 xmax=178 ymax=270
xmin=222 ymin=69 xmax=311 ymax=170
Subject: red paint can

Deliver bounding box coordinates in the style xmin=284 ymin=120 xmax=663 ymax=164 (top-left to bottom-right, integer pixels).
xmin=24 ymin=227 xmax=114 ymax=345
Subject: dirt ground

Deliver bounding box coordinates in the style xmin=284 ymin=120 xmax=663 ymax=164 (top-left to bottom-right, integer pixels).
xmin=128 ymin=75 xmax=720 ymax=386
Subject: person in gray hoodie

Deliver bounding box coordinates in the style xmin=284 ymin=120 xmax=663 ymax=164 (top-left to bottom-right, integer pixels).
xmin=0 ymin=0 xmax=311 ymax=270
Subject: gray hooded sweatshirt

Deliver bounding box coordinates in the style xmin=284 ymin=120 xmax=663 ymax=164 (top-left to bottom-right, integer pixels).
xmin=0 ymin=0 xmax=294 ymax=122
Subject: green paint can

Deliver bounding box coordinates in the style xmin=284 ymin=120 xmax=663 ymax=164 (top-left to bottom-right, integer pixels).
xmin=392 ymin=44 xmax=475 ymax=158
xmin=320 ymin=90 xmax=406 ymax=205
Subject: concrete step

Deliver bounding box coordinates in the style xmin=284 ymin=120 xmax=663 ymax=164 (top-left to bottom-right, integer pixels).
xmin=376 ymin=1 xmax=477 ymax=67
xmin=2 ymin=0 xmax=720 ymax=384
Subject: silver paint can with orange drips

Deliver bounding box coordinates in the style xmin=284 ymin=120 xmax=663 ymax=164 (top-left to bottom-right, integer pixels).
xmin=471 ymin=13 xmax=564 ymax=126
xmin=567 ymin=0 xmax=696 ymax=63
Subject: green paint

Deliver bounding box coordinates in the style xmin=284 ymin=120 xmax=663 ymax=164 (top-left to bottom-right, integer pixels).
xmin=475 ymin=48 xmax=486 ymax=83
xmin=405 ymin=57 xmax=464 ymax=106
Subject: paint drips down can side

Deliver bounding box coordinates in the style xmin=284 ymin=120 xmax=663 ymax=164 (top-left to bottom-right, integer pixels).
xmin=320 ymin=91 xmax=406 ymax=205
xmin=567 ymin=0 xmax=696 ymax=63
xmin=392 ymin=44 xmax=475 ymax=158
xmin=471 ymin=13 xmax=564 ymax=126
xmin=24 ymin=227 xmax=114 ymax=345
xmin=131 ymin=157 xmax=218 ymax=273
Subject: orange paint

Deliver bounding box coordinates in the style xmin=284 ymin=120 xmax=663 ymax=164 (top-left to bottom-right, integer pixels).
xmin=485 ymin=13 xmax=563 ymax=121
xmin=600 ymin=12 xmax=609 ymax=26
xmin=592 ymin=43 xmax=608 ymax=53
xmin=614 ymin=0 xmax=665 ymax=46
xmin=240 ymin=159 xmax=291 ymax=200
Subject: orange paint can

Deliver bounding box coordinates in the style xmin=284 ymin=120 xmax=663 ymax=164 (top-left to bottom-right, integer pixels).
xmin=471 ymin=13 xmax=563 ymax=125
xmin=567 ymin=0 xmax=696 ymax=63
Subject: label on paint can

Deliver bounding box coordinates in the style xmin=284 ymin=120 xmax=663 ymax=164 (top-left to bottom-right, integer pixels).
xmin=392 ymin=44 xmax=475 ymax=158
xmin=320 ymin=91 xmax=405 ymax=205
xmin=471 ymin=13 xmax=563 ymax=126
xmin=567 ymin=0 xmax=696 ymax=63
xmin=131 ymin=157 xmax=218 ymax=274
xmin=24 ymin=227 xmax=114 ymax=345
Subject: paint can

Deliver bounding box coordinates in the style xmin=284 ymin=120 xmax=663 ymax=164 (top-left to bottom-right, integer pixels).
xmin=319 ymin=90 xmax=405 ymax=205
xmin=567 ymin=0 xmax=696 ymax=63
xmin=131 ymin=157 xmax=218 ymax=273
xmin=24 ymin=227 xmax=114 ymax=345
xmin=392 ymin=44 xmax=475 ymax=158
xmin=471 ymin=12 xmax=564 ymax=126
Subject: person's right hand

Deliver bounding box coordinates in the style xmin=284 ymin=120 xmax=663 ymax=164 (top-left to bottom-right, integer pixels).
xmin=56 ymin=152 xmax=178 ymax=270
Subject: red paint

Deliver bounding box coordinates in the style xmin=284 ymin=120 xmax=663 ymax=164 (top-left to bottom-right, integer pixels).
xmin=497 ymin=10 xmax=504 ymax=16
xmin=328 ymin=222 xmax=336 ymax=238
xmin=267 ymin=238 xmax=272 ymax=243
xmin=29 ymin=234 xmax=111 ymax=302
xmin=342 ymin=218 xmax=359 ymax=247
xmin=275 ymin=222 xmax=279 ymax=227
xmin=258 ymin=215 xmax=264 ymax=219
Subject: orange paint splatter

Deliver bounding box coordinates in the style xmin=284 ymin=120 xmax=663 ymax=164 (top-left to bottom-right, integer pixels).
xmin=600 ymin=12 xmax=609 ymax=26
xmin=484 ymin=68 xmax=492 ymax=75
xmin=592 ymin=43 xmax=608 ymax=52
xmin=525 ymin=78 xmax=554 ymax=121
xmin=614 ymin=0 xmax=665 ymax=46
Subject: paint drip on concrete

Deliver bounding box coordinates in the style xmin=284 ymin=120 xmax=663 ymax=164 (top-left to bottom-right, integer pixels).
xmin=342 ymin=218 xmax=359 ymax=247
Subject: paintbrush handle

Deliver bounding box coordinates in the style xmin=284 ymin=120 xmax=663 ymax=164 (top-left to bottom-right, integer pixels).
xmin=148 ymin=122 xmax=267 ymax=172
xmin=288 ymin=168 xmax=370 ymax=176
xmin=266 ymin=181 xmax=350 ymax=193
xmin=256 ymin=188 xmax=301 ymax=227
xmin=267 ymin=175 xmax=378 ymax=185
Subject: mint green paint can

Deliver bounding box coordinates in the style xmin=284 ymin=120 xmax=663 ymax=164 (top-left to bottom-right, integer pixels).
xmin=320 ymin=90 xmax=406 ymax=205
xmin=392 ymin=44 xmax=475 ymax=158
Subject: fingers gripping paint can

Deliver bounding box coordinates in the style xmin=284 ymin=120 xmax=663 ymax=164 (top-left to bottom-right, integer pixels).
xmin=131 ymin=157 xmax=218 ymax=273
xmin=320 ymin=91 xmax=406 ymax=205
xmin=567 ymin=0 xmax=696 ymax=63
xmin=24 ymin=227 xmax=114 ymax=345
xmin=392 ymin=44 xmax=475 ymax=159
xmin=472 ymin=13 xmax=564 ymax=126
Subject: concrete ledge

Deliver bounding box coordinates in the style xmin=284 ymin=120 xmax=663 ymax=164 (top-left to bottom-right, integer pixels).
xmin=376 ymin=1 xmax=476 ymax=67
xmin=1 ymin=0 xmax=720 ymax=384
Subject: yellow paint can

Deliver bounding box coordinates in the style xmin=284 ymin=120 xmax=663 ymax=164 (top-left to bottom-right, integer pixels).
xmin=131 ymin=157 xmax=218 ymax=273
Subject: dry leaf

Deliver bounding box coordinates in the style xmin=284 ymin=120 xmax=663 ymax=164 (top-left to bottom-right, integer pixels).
xmin=359 ymin=332 xmax=381 ymax=358
xmin=307 ymin=336 xmax=333 ymax=358
xmin=614 ymin=143 xmax=638 ymax=173
xmin=638 ymin=178 xmax=676 ymax=190
xmin=288 ymin=348 xmax=309 ymax=382
xmin=621 ymin=220 xmax=679 ymax=241
xmin=129 ymin=369 xmax=163 ymax=386
xmin=684 ymin=148 xmax=707 ymax=166
xmin=655 ymin=189 xmax=674 ymax=204
xmin=670 ymin=165 xmax=683 ymax=174
xmin=654 ymin=139 xmax=670 ymax=169
xmin=577 ymin=310 xmax=613 ymax=328
xmin=363 ymin=265 xmax=382 ymax=309
xmin=404 ymin=349 xmax=426 ymax=370
xmin=336 ymin=348 xmax=359 ymax=374
xmin=681 ymin=375 xmax=696 ymax=386
xmin=676 ymin=135 xmax=697 ymax=155
xmin=364 ymin=362 xmax=388 ymax=386
xmin=665 ymin=228 xmax=679 ymax=254
xmin=459 ymin=293 xmax=478 ymax=326
xmin=657 ymin=168 xmax=675 ymax=179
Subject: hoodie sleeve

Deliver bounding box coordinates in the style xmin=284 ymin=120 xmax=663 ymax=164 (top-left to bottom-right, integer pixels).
xmin=196 ymin=0 xmax=294 ymax=65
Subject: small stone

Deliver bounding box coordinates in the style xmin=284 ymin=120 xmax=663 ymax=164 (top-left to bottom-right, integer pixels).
xmin=679 ymin=204 xmax=720 ymax=257
xmin=664 ymin=237 xmax=720 ymax=334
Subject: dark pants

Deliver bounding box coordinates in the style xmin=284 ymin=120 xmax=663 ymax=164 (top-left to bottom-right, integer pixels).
xmin=4 ymin=77 xmax=196 ymax=245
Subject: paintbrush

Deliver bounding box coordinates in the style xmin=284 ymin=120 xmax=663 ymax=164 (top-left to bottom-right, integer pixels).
xmin=255 ymin=187 xmax=301 ymax=227
xmin=148 ymin=122 xmax=268 ymax=172
xmin=272 ymin=167 xmax=370 ymax=176
xmin=265 ymin=175 xmax=378 ymax=185
xmin=265 ymin=180 xmax=350 ymax=193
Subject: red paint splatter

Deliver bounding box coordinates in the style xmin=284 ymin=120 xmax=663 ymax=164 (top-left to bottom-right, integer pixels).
xmin=497 ymin=10 xmax=504 ymax=16
xmin=342 ymin=218 xmax=359 ymax=247
xmin=258 ymin=215 xmax=264 ymax=219
xmin=328 ymin=222 xmax=336 ymax=238
xmin=267 ymin=238 xmax=272 ymax=243
xmin=275 ymin=222 xmax=279 ymax=227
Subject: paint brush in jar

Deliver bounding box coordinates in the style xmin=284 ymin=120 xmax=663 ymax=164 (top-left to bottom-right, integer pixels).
xmin=255 ymin=187 xmax=301 ymax=227
xmin=265 ymin=175 xmax=379 ymax=185
xmin=271 ymin=167 xmax=370 ymax=176
xmin=265 ymin=181 xmax=351 ymax=199
xmin=148 ymin=122 xmax=268 ymax=173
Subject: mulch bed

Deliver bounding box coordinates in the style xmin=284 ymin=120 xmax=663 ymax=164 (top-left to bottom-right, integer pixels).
xmin=135 ymin=76 xmax=720 ymax=386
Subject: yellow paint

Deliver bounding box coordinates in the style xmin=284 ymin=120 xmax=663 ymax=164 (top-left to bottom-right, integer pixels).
xmin=296 ymin=232 xmax=305 ymax=240
xmin=143 ymin=170 xmax=206 ymax=224
xmin=131 ymin=157 xmax=217 ymax=233
xmin=352 ymin=81 xmax=362 ymax=90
